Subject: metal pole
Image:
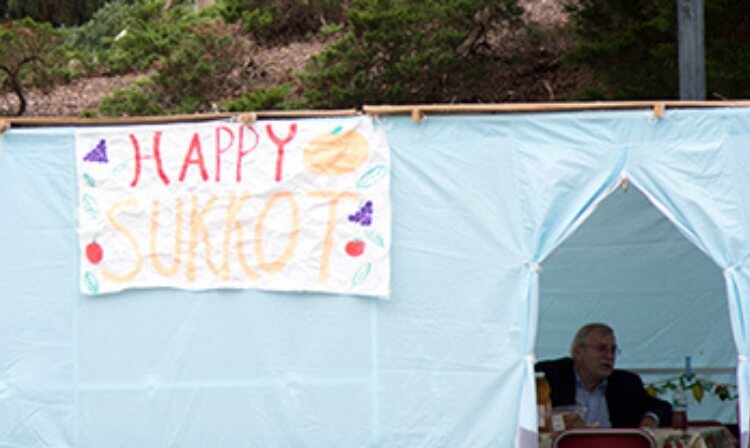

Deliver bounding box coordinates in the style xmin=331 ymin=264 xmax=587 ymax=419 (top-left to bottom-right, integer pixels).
xmin=677 ymin=0 xmax=706 ymax=100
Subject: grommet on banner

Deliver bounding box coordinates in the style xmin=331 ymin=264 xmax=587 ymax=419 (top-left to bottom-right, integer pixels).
xmin=0 ymin=120 xmax=9 ymax=134
xmin=525 ymin=354 xmax=536 ymax=363
xmin=527 ymin=262 xmax=542 ymax=273
xmin=653 ymin=103 xmax=665 ymax=119
xmin=411 ymin=108 xmax=424 ymax=123
xmin=620 ymin=175 xmax=629 ymax=192
xmin=723 ymin=264 xmax=738 ymax=276
xmin=238 ymin=112 xmax=257 ymax=125
xmin=739 ymin=354 xmax=748 ymax=362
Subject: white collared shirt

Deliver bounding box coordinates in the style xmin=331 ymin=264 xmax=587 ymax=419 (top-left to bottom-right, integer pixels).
xmin=575 ymin=372 xmax=611 ymax=428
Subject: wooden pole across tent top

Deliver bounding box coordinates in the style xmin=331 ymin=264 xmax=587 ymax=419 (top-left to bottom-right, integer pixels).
xmin=4 ymin=101 xmax=750 ymax=130
xmin=0 ymin=109 xmax=359 ymax=129
xmin=363 ymin=100 xmax=750 ymax=121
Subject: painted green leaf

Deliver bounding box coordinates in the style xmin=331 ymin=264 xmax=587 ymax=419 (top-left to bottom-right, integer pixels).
xmin=356 ymin=165 xmax=387 ymax=189
xmin=84 ymin=271 xmax=99 ymax=294
xmin=364 ymin=229 xmax=385 ymax=248
xmin=351 ymin=262 xmax=372 ymax=287
xmin=83 ymin=173 xmax=96 ymax=188
xmin=112 ymin=159 xmax=130 ymax=176
xmin=82 ymin=193 xmax=100 ymax=219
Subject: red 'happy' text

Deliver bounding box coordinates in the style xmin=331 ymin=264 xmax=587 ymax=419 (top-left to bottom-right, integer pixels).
xmin=129 ymin=123 xmax=298 ymax=187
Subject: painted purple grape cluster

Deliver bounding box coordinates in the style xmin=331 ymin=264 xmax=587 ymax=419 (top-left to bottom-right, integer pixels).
xmin=349 ymin=201 xmax=373 ymax=226
xmin=83 ymin=139 xmax=108 ymax=163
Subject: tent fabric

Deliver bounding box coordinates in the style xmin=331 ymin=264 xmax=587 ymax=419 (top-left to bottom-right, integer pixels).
xmin=0 ymin=108 xmax=748 ymax=447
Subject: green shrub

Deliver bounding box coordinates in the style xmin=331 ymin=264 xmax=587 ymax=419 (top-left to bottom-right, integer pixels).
xmin=96 ymin=18 xmax=253 ymax=116
xmin=154 ymin=20 xmax=249 ymax=112
xmin=65 ymin=0 xmax=205 ymax=75
xmin=222 ymin=85 xmax=292 ymax=112
xmin=0 ymin=18 xmax=65 ymax=115
xmin=106 ymin=1 xmax=199 ymax=73
xmin=565 ymin=0 xmax=750 ymax=99
xmin=5 ymin=0 xmax=111 ymax=26
xmin=66 ymin=1 xmax=142 ymax=54
xmin=64 ymin=0 xmax=141 ymax=74
xmin=96 ymin=77 xmax=166 ymax=116
xmin=563 ymin=0 xmax=676 ymax=99
xmin=219 ymin=0 xmax=346 ymax=44
xmin=301 ymin=0 xmax=524 ymax=108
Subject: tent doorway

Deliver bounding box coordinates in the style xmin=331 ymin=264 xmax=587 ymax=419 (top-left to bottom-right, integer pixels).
xmin=535 ymin=187 xmax=736 ymax=423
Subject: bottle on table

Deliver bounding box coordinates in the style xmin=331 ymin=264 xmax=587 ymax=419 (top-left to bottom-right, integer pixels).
xmin=536 ymin=371 xmax=552 ymax=432
xmin=672 ymin=356 xmax=691 ymax=430
xmin=672 ymin=387 xmax=688 ymax=430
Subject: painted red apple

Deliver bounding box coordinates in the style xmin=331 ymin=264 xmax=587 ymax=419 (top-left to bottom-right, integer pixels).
xmin=345 ymin=239 xmax=365 ymax=257
xmin=86 ymin=240 xmax=103 ymax=264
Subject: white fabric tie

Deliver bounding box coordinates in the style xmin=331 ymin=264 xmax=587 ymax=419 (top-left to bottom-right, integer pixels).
xmin=527 ymin=262 xmax=541 ymax=273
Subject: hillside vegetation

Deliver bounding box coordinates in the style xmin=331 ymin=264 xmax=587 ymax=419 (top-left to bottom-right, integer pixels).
xmin=1 ymin=0 xmax=749 ymax=117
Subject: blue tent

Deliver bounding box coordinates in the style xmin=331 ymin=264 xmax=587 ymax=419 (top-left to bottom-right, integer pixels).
xmin=0 ymin=106 xmax=748 ymax=447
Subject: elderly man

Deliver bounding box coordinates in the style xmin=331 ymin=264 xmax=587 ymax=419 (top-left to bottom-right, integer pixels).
xmin=535 ymin=323 xmax=672 ymax=428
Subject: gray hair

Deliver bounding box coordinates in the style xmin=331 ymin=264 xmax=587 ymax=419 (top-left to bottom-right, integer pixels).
xmin=570 ymin=323 xmax=614 ymax=357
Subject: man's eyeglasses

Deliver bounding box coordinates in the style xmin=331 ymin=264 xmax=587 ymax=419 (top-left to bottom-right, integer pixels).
xmin=583 ymin=343 xmax=621 ymax=356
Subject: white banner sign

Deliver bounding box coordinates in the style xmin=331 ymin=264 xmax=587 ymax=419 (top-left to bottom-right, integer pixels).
xmin=76 ymin=117 xmax=390 ymax=297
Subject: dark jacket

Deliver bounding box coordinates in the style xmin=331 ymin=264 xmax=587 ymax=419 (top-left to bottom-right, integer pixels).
xmin=535 ymin=357 xmax=672 ymax=428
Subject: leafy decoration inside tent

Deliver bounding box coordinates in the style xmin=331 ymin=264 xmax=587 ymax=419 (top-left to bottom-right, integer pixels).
xmin=646 ymin=374 xmax=737 ymax=403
